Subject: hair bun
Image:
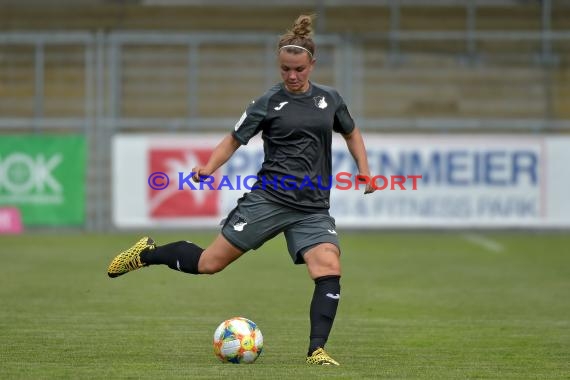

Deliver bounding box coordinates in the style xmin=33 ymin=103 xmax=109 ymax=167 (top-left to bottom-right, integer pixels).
xmin=292 ymin=15 xmax=313 ymax=38
xmin=278 ymin=14 xmax=316 ymax=56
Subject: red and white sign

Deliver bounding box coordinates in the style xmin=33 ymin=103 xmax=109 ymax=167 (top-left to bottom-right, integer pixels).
xmin=112 ymin=134 xmax=570 ymax=229
xmin=112 ymin=135 xmax=231 ymax=228
xmin=148 ymin=148 xmax=220 ymax=218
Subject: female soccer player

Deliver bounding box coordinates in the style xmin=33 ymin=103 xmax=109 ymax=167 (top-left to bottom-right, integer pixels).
xmin=108 ymin=14 xmax=375 ymax=366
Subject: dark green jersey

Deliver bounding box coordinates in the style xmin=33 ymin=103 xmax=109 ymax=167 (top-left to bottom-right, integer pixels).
xmin=232 ymin=82 xmax=355 ymax=211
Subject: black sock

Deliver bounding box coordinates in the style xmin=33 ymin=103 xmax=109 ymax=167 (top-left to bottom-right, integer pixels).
xmin=308 ymin=275 xmax=341 ymax=355
xmin=140 ymin=241 xmax=204 ymax=274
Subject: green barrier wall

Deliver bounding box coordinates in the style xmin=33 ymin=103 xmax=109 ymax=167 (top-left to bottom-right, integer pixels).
xmin=0 ymin=136 xmax=86 ymax=226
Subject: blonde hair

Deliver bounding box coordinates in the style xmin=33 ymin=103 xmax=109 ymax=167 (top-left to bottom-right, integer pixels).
xmin=278 ymin=14 xmax=316 ymax=58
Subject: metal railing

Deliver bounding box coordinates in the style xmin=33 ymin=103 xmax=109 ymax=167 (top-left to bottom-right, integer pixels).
xmin=2 ymin=30 xmax=570 ymax=129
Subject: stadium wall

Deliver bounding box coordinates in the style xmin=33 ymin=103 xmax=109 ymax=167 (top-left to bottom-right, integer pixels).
xmin=112 ymin=134 xmax=570 ymax=230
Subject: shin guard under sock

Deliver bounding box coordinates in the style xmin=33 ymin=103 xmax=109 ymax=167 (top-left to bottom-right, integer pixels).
xmin=308 ymin=275 xmax=341 ymax=355
xmin=140 ymin=241 xmax=204 ymax=274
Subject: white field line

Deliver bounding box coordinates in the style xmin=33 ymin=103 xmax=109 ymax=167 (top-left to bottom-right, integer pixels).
xmin=462 ymin=233 xmax=505 ymax=253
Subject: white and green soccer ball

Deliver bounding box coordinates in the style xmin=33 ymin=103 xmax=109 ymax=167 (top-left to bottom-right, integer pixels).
xmin=213 ymin=317 xmax=263 ymax=364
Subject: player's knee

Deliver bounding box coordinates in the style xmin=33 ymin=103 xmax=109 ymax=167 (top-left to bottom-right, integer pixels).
xmin=306 ymin=244 xmax=341 ymax=276
xmin=323 ymin=245 xmax=341 ymax=272
xmin=322 ymin=258 xmax=341 ymax=275
xmin=308 ymin=261 xmax=341 ymax=278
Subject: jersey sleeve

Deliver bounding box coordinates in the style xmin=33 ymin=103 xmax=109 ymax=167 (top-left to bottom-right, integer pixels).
xmin=232 ymin=97 xmax=269 ymax=145
xmin=333 ymin=95 xmax=355 ymax=135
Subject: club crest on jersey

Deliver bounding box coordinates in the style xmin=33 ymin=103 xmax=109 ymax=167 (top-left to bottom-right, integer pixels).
xmin=313 ymin=96 xmax=328 ymax=109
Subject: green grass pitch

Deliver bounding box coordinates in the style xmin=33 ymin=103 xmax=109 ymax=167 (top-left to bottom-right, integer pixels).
xmin=1 ymin=231 xmax=569 ymax=379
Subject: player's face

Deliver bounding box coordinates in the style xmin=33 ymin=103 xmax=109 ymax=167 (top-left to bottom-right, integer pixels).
xmin=278 ymin=50 xmax=315 ymax=94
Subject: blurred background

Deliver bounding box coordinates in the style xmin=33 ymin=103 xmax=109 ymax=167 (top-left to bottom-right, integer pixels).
xmin=1 ymin=0 xmax=570 ymax=232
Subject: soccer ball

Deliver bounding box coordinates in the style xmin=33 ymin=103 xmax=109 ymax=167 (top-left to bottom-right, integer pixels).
xmin=213 ymin=317 xmax=263 ymax=364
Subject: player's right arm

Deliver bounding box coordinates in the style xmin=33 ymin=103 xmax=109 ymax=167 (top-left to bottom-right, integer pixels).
xmin=192 ymin=134 xmax=241 ymax=182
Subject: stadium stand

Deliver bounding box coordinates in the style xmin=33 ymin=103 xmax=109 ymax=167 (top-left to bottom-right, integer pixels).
xmin=2 ymin=1 xmax=569 ymax=123
xmin=0 ymin=45 xmax=35 ymax=118
xmin=44 ymin=45 xmax=86 ymax=117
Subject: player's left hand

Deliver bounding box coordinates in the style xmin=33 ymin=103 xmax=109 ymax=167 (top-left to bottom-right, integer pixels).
xmin=364 ymin=183 xmax=375 ymax=194
xmin=356 ymin=173 xmax=376 ymax=194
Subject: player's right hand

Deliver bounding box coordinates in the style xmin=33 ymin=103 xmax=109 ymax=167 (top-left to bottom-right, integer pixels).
xmin=191 ymin=166 xmax=210 ymax=183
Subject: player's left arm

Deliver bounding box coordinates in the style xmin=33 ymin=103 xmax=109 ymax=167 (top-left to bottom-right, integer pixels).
xmin=342 ymin=127 xmax=375 ymax=194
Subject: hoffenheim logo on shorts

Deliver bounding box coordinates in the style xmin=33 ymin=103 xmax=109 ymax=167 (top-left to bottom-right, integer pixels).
xmin=233 ymin=216 xmax=248 ymax=231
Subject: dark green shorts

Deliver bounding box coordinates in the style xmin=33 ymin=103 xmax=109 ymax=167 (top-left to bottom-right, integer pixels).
xmin=221 ymin=191 xmax=340 ymax=264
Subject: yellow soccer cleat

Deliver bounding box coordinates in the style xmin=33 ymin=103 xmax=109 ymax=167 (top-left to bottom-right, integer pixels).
xmin=306 ymin=348 xmax=340 ymax=366
xmin=107 ymin=237 xmax=155 ymax=278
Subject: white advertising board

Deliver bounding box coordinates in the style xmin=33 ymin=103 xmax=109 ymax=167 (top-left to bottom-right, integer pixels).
xmin=112 ymin=134 xmax=570 ymax=228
